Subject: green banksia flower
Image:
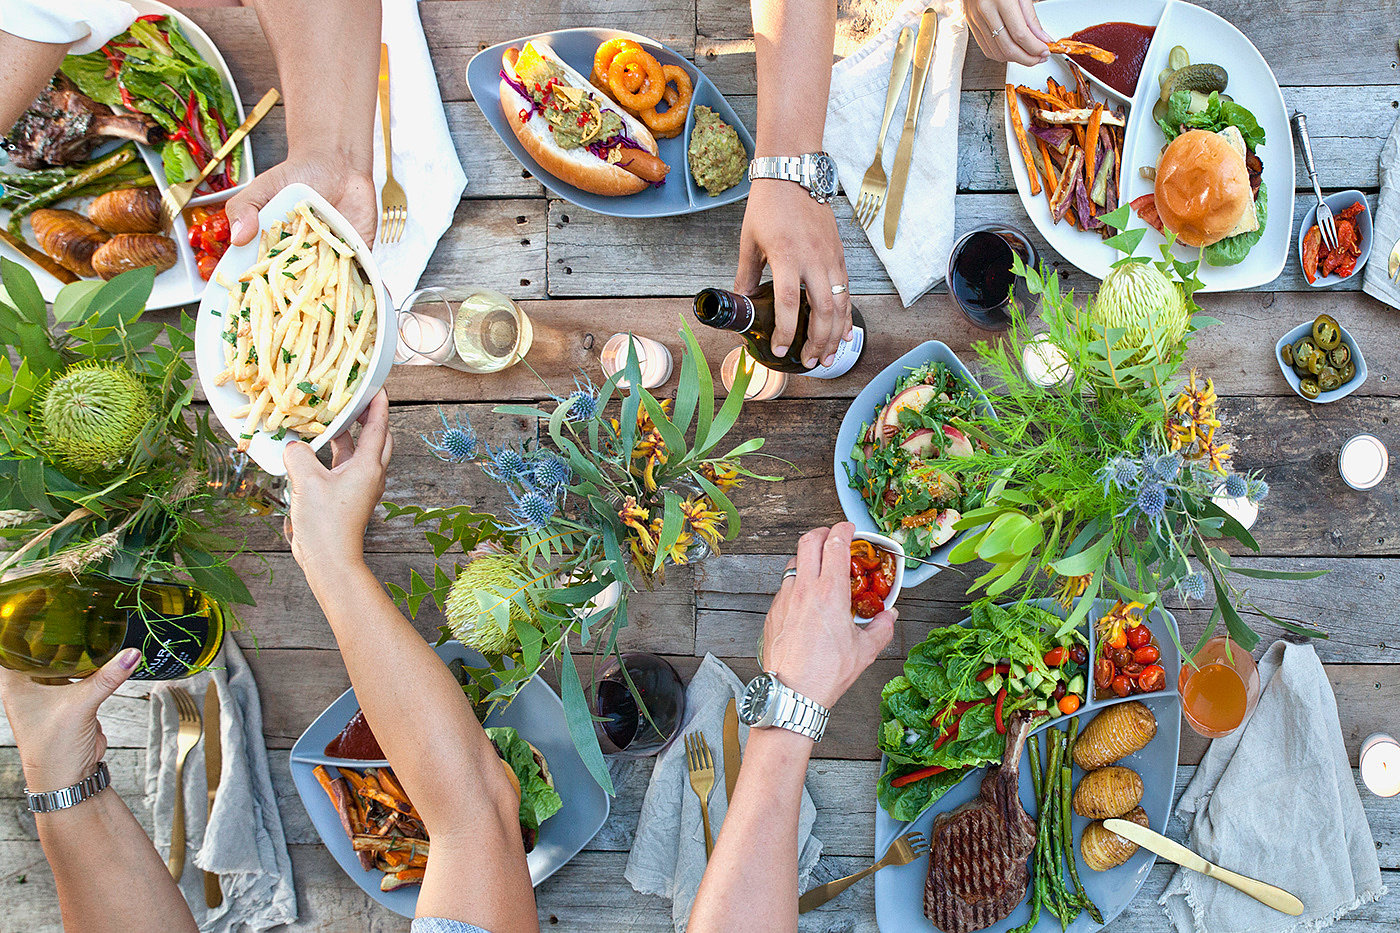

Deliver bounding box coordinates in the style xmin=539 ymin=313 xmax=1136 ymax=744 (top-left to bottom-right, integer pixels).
xmin=35 ymin=361 xmax=153 ymax=474
xmin=443 ymin=554 xmax=537 ymax=656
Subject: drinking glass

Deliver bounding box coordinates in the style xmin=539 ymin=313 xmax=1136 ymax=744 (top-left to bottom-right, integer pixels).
xmin=599 ymin=333 xmax=673 ymax=389
xmin=721 ymin=346 xmax=788 ymax=400
xmin=947 ymin=223 xmax=1038 ymax=330
xmin=590 ymin=653 xmax=686 ymax=757
xmin=393 ymin=286 xmax=533 ymax=372
xmin=1179 ymin=636 xmax=1260 ymax=738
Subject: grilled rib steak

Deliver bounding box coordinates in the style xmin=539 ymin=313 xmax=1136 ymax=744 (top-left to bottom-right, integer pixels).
xmin=4 ymin=76 xmax=162 ymax=170
xmin=924 ymin=711 xmax=1037 ymax=933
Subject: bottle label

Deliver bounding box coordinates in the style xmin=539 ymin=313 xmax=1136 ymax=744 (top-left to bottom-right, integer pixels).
xmin=120 ymin=611 xmax=215 ymax=680
xmin=735 ymin=294 xmax=757 ymax=331
xmin=803 ymin=326 xmax=865 ymax=379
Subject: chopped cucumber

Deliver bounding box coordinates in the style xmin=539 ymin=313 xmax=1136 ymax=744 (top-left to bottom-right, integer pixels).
xmin=1067 ymin=674 xmax=1085 ymax=695
xmin=1037 ymin=678 xmax=1056 ymax=698
xmin=1024 ymin=670 xmax=1043 ymax=691
xmin=985 ymin=672 xmax=1003 ymax=695
xmin=1010 ymin=660 xmax=1027 ymax=680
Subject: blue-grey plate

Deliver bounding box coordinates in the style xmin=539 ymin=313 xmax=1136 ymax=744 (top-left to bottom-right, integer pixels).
xmin=290 ymin=641 xmax=610 ymax=917
xmin=466 ymin=29 xmax=752 ymax=217
xmin=834 ymin=341 xmax=995 ymax=589
xmin=873 ymin=598 xmax=1183 ymax=932
xmin=1274 ymin=318 xmax=1367 ymax=404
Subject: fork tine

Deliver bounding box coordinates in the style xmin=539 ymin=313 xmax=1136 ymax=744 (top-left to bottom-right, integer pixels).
xmin=702 ymin=740 xmax=713 ymax=770
xmin=398 ymin=207 xmax=407 ymax=241
xmin=684 ymin=733 xmax=695 ymax=771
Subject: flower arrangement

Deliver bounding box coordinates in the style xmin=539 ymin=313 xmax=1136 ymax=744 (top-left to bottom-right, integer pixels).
xmin=942 ymin=205 xmax=1325 ymax=656
xmin=0 ymin=260 xmax=258 ymax=611
xmin=384 ymin=324 xmax=779 ymax=792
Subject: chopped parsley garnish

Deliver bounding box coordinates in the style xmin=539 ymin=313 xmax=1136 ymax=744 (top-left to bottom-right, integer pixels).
xmin=271 ymin=427 xmax=288 ymax=441
xmin=279 ymin=230 xmax=291 ymax=240
xmin=353 ymin=308 xmax=363 ymax=325
xmin=210 ymin=309 xmax=221 ymax=317
xmin=268 ymin=248 xmax=283 ymax=257
xmin=297 ymin=381 xmax=317 ymax=394
xmin=240 ymin=282 xmax=249 ymax=294
xmin=346 ymin=362 xmax=360 ymax=385
xmin=222 ymin=330 xmax=237 ymax=344
xmin=246 ymin=347 xmax=258 ymax=364
xmin=241 ymin=305 xmax=251 ymax=319
xmin=282 ymin=271 xmax=296 ymax=278
xmin=322 ymin=302 xmax=333 ymax=316
xmin=240 ymin=432 xmax=254 ymax=439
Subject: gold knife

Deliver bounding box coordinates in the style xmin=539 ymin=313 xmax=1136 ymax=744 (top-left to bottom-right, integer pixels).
xmin=723 ymin=698 xmax=740 ymax=803
xmin=202 ymin=682 xmax=223 ymax=909
xmin=883 ymin=8 xmax=939 ymax=250
xmin=1103 ymin=818 xmax=1304 ymax=916
xmin=1388 ymin=236 xmax=1400 ymax=282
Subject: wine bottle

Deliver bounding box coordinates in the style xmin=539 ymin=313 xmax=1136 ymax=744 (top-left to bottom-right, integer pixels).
xmin=693 ymin=283 xmax=866 ymax=379
xmin=0 ymin=573 xmax=224 ymax=680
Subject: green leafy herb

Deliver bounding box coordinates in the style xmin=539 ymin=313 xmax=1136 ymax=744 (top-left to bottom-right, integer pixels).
xmin=281 ymin=348 xmax=293 ymax=364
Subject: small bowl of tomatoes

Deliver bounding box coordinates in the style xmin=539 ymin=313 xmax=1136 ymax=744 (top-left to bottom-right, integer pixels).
xmin=1297 ymin=191 xmax=1372 ymax=287
xmin=850 ymin=531 xmax=904 ymax=623
xmin=184 ymin=201 xmax=233 ymax=281
xmin=1092 ymin=601 xmax=1168 ymax=700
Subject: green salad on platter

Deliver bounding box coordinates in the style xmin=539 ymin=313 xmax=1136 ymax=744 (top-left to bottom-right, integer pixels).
xmin=845 ymin=362 xmax=990 ymax=565
xmin=877 ymin=601 xmax=1089 ymax=821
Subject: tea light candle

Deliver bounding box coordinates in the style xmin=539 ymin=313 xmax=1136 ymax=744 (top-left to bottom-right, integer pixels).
xmin=394 ymin=309 xmax=455 ymax=365
xmin=1360 ymin=733 xmax=1400 ymax=797
xmin=721 ymin=347 xmax=787 ymax=400
xmin=1212 ymin=484 xmax=1259 ymax=530
xmin=600 ymin=334 xmax=673 ymax=389
xmin=1021 ymin=334 xmax=1072 ymax=388
xmin=1339 ymin=434 xmax=1389 ymax=491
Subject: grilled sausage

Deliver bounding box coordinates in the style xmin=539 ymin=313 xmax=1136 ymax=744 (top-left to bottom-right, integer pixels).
xmin=616 ymin=148 xmax=670 ymax=183
xmin=88 ymin=186 xmax=162 ymax=234
xmin=29 ymin=208 xmax=109 ymax=277
xmin=90 ymin=233 xmax=178 ymax=280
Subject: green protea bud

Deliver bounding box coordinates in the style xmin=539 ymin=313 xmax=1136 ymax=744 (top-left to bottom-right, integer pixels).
xmin=35 ymin=361 xmax=153 ymax=474
xmin=443 ymin=554 xmax=537 ymax=656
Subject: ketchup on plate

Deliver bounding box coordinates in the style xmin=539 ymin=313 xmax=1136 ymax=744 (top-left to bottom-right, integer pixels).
xmin=1067 ymin=22 xmax=1155 ymax=97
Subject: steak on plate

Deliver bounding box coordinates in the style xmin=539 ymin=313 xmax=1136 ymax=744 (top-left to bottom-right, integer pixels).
xmin=3 ymin=76 xmax=162 ymax=170
xmin=924 ymin=711 xmax=1038 ymax=933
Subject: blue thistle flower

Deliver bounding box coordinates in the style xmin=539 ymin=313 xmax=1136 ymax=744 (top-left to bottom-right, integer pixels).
xmin=1247 ymin=478 xmax=1269 ymax=502
xmin=507 ymin=486 xmax=557 ymax=531
xmin=1151 ymin=452 xmax=1182 ymax=482
xmin=486 ymin=443 xmax=528 ymax=482
xmin=422 ymin=411 xmax=477 ymax=463
xmin=1100 ymin=455 xmax=1141 ymax=494
xmin=560 ymin=378 xmax=600 ymax=422
xmin=531 ymin=452 xmax=572 ymax=489
xmin=1224 ymin=473 xmax=1248 ymax=498
xmin=1136 ymin=482 xmax=1167 ymax=522
xmin=1178 ymin=572 xmax=1208 ymax=601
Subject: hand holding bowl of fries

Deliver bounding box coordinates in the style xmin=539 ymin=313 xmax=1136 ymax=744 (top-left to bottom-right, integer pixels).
xmin=195 ymin=183 xmax=395 ymax=475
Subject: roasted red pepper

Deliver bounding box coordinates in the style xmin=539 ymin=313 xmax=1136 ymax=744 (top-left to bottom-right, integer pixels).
xmin=993 ymin=687 xmax=1008 ymax=734
xmin=976 ymin=662 xmax=1011 ymax=682
xmin=891 ymin=764 xmax=949 ymax=788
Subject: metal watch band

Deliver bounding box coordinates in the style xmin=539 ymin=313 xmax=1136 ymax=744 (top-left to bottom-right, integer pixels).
xmin=748 ymin=156 xmax=805 ymax=186
xmin=768 ymin=676 xmax=831 ymax=742
xmin=25 ymin=761 xmax=110 ymax=813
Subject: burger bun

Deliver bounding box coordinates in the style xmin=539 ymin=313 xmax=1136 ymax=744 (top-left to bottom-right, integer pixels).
xmin=1153 ymin=129 xmax=1252 ymax=248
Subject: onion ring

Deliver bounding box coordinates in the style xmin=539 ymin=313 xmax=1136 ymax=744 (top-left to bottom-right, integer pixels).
xmin=592 ymin=38 xmax=642 ymax=82
xmin=641 ymin=64 xmax=692 ymax=139
xmin=608 ymin=48 xmax=665 ymax=112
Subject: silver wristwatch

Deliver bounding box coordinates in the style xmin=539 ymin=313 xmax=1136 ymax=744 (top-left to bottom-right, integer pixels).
xmin=26 ymin=761 xmax=110 ymax=813
xmin=747 ymin=153 xmax=839 ymax=204
xmin=738 ymin=672 xmax=830 ymax=741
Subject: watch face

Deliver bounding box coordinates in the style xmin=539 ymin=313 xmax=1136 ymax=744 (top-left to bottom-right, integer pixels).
xmin=739 ymin=675 xmax=773 ymax=725
xmin=808 ymin=154 xmax=838 ymax=198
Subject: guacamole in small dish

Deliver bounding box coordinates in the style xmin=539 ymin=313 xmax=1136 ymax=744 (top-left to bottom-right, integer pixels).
xmin=688 ymin=105 xmax=746 ymax=196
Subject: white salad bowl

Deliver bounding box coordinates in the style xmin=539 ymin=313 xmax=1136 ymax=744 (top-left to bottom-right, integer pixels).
xmin=851 ymin=530 xmax=906 ymax=623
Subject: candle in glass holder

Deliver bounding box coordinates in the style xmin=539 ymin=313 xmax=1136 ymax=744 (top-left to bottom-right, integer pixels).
xmin=394 ymin=308 xmax=455 ymax=365
xmin=1339 ymin=434 xmax=1389 ymax=491
xmin=600 ymin=334 xmax=673 ymax=389
xmin=1021 ymin=334 xmax=1071 ymax=388
xmin=721 ymin=346 xmax=787 ymax=400
xmin=1360 ymin=733 xmax=1400 ymax=797
xmin=1212 ymin=483 xmax=1258 ymax=530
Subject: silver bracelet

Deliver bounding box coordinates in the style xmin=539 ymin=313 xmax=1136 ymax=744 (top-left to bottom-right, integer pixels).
xmin=25 ymin=761 xmax=111 ymax=813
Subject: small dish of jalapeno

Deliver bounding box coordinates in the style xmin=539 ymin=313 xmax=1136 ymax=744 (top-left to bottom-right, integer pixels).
xmin=1275 ymin=315 xmax=1368 ymax=404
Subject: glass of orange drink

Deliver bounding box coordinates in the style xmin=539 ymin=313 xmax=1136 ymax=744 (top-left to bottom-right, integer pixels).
xmin=1179 ymin=636 xmax=1260 ymax=738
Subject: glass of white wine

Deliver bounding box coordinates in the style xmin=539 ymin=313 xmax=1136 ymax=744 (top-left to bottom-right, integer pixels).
xmin=393 ymin=287 xmax=533 ymax=373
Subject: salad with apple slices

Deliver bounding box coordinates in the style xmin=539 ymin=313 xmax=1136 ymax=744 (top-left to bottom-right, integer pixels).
xmin=845 ymin=362 xmax=990 ymax=566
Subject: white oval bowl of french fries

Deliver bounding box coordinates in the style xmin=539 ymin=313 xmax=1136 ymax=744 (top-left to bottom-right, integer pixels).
xmin=195 ymin=183 xmax=396 ymax=476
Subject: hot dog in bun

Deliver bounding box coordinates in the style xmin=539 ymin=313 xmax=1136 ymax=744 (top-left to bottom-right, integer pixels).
xmin=500 ymin=41 xmax=669 ymax=196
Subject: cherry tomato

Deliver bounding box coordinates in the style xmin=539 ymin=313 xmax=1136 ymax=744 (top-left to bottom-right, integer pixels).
xmin=850 ymin=572 xmax=868 ymax=599
xmin=197 ymin=253 xmax=219 ymax=280
xmin=1112 ymin=647 xmax=1133 ymax=668
xmin=1069 ymin=644 xmax=1088 ymax=665
xmin=869 ymin=571 xmax=893 ymax=600
xmin=1051 ymin=682 xmax=1066 ymax=701
xmin=1043 ymin=647 xmax=1067 ymax=667
xmin=1058 ymin=694 xmax=1081 ymax=715
xmin=850 ymin=541 xmax=881 ymax=572
xmin=1094 ymin=658 xmax=1115 ymax=689
xmin=1111 ymin=674 xmax=1134 ymax=698
xmin=1132 ymin=645 xmax=1160 ymax=665
xmin=1107 ymin=626 xmax=1128 ymax=649
xmin=1126 ymin=624 xmax=1151 ymax=649
xmin=1121 ymin=661 xmax=1144 ymax=676
xmin=1137 ymin=665 xmax=1166 ymax=693
xmin=852 ymin=591 xmax=884 ymax=619
xmin=208 ymin=209 xmax=230 ymax=238
xmin=850 ymin=558 xmax=866 ymax=580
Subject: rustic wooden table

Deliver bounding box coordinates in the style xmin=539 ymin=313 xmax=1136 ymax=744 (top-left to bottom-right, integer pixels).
xmin=4 ymin=1 xmax=1399 ymax=930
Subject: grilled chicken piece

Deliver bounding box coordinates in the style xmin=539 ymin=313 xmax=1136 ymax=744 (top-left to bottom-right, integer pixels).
xmin=88 ymin=187 xmax=162 ymax=234
xmin=3 ymin=76 xmax=163 ymax=170
xmin=91 ymin=233 xmax=177 ymax=280
xmin=29 ymin=208 xmax=109 ymax=277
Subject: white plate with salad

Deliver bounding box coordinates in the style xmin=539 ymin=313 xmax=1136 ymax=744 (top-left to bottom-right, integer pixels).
xmin=835 ymin=341 xmax=996 ymax=589
xmin=0 ymin=0 xmax=253 ymax=309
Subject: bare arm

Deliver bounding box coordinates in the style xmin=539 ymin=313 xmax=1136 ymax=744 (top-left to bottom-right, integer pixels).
xmin=0 ymin=651 xmax=197 ymax=933
xmin=0 ymin=32 xmax=69 ymax=136
xmin=283 ymin=392 xmax=538 ymax=933
xmin=228 ymin=0 xmax=381 ymax=245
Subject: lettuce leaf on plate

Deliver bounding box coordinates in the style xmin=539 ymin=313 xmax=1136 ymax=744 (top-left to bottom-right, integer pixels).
xmin=1203 ymin=183 xmax=1268 ymax=267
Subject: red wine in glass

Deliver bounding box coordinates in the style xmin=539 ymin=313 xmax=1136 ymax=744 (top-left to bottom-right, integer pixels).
xmin=591 ymin=653 xmax=686 ymax=757
xmin=947 ymin=223 xmax=1038 ymax=330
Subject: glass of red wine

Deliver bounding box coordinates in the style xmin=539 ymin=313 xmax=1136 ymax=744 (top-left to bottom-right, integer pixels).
xmin=947 ymin=223 xmax=1039 ymax=331
xmin=590 ymin=653 xmax=686 ymax=758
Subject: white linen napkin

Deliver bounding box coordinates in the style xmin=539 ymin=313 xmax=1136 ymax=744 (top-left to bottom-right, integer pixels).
xmin=824 ymin=0 xmax=969 ymax=307
xmin=147 ymin=638 xmax=297 ymax=933
xmin=1360 ymin=111 xmax=1400 ymax=309
xmin=625 ymin=653 xmax=823 ymax=932
xmin=0 ymin=0 xmax=135 ymax=54
xmin=1159 ymin=641 xmax=1386 ymax=933
xmin=370 ymin=0 xmax=469 ymax=305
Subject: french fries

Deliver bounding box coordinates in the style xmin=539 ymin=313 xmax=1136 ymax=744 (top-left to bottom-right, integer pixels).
xmin=215 ymin=200 xmax=375 ymax=451
xmin=314 ymin=765 xmax=428 ymax=891
xmin=1046 ymin=39 xmax=1117 ymax=64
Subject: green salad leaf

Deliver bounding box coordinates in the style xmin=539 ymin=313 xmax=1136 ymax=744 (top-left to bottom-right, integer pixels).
xmin=1159 ymin=90 xmax=1265 ymax=150
xmin=486 ymin=726 xmax=563 ymax=830
xmin=1203 ymin=183 xmax=1268 ymax=267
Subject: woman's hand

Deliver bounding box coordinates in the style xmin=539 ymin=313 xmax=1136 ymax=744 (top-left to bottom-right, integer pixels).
xmin=966 ymin=0 xmax=1052 ymax=66
xmin=762 ymin=523 xmax=895 ymax=708
xmin=736 ymin=180 xmax=851 ymax=369
xmin=226 ymin=148 xmax=377 ymax=247
xmin=0 ymin=648 xmax=141 ymax=792
xmin=282 ymin=389 xmax=393 ymax=575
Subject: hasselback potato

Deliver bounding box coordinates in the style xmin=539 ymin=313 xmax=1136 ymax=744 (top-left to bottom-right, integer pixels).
xmin=88 ymin=186 xmax=162 ymax=234
xmin=1072 ymin=701 xmax=1157 ymax=770
xmin=1081 ymin=806 xmax=1149 ymax=871
xmin=91 ymin=233 xmax=177 ymax=280
xmin=29 ymin=208 xmax=108 ymax=277
xmin=1072 ymin=766 xmax=1144 ymax=819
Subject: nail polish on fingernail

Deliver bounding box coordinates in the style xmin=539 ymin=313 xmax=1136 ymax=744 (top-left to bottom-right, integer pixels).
xmin=119 ymin=648 xmax=141 ymax=669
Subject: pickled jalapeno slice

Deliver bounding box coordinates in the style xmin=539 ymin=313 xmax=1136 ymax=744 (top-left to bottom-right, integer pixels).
xmin=1299 ymin=377 xmax=1321 ymax=399
xmin=1312 ymin=315 xmax=1341 ymax=350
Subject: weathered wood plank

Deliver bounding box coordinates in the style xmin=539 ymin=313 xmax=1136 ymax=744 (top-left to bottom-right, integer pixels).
xmin=419 ymin=199 xmax=549 ymax=300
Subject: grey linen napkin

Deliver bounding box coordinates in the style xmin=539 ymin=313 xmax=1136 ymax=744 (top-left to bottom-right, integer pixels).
xmin=1160 ymin=641 xmax=1385 ymax=933
xmin=147 ymin=638 xmax=297 ymax=933
xmin=625 ymin=653 xmax=822 ymax=932
xmin=1360 ymin=110 xmax=1400 ymax=308
xmin=823 ymin=0 xmax=970 ymax=306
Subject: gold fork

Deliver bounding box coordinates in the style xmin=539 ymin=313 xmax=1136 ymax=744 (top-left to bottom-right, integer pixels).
xmin=853 ymin=27 xmax=915 ymax=230
xmin=158 ymin=88 xmax=281 ymax=231
xmin=167 ymin=686 xmax=203 ymax=880
xmin=798 ymin=830 xmax=930 ymax=913
xmin=377 ymin=42 xmax=408 ymax=244
xmin=684 ymin=732 xmax=717 ymax=860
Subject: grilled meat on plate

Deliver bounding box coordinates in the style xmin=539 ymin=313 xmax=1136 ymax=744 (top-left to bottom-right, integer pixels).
xmin=924 ymin=712 xmax=1038 ymax=933
xmin=3 ymin=76 xmax=162 ymax=169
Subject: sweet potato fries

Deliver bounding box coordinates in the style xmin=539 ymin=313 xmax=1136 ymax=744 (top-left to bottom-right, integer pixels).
xmin=315 ymin=765 xmax=429 ymax=891
xmin=1006 ymin=61 xmax=1126 ymax=238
